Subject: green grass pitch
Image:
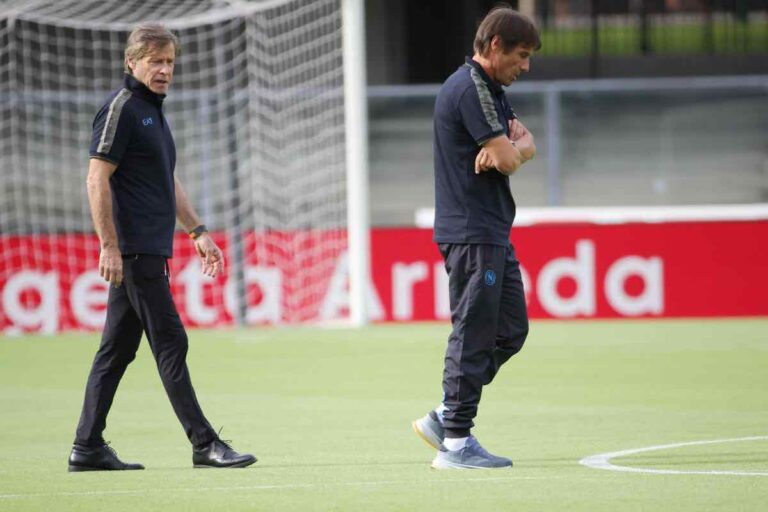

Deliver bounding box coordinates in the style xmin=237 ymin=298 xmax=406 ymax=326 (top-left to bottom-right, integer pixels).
xmin=1 ymin=320 xmax=767 ymax=511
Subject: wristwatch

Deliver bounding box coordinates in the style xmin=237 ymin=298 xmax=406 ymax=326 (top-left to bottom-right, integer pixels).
xmin=188 ymin=224 xmax=208 ymax=240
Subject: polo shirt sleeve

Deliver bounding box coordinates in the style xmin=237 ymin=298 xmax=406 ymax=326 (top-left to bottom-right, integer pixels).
xmin=89 ymin=90 xmax=133 ymax=164
xmin=456 ymin=84 xmax=505 ymax=146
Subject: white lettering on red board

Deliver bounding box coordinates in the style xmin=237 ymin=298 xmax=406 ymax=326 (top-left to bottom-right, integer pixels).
xmin=224 ymin=266 xmax=282 ymax=325
xmin=70 ymin=270 xmax=109 ymax=329
xmin=2 ymin=271 xmax=59 ymax=334
xmin=0 ymin=240 xmax=664 ymax=333
xmin=318 ymin=251 xmax=384 ymax=321
xmin=534 ymin=240 xmax=663 ymax=317
xmin=604 ymin=255 xmax=664 ymax=316
xmin=392 ymin=262 xmax=429 ymax=320
xmin=537 ymin=240 xmax=597 ymax=316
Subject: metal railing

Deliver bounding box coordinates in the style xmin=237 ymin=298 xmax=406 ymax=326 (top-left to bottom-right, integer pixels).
xmin=368 ymin=75 xmax=768 ymax=226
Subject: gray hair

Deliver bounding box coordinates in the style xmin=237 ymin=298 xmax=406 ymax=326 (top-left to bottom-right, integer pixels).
xmin=124 ymin=23 xmax=180 ymax=73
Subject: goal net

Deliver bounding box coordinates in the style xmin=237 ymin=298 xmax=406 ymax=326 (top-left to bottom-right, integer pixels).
xmin=0 ymin=0 xmax=351 ymax=333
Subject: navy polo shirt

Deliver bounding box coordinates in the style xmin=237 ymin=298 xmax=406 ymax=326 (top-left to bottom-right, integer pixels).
xmin=89 ymin=73 xmax=177 ymax=257
xmin=433 ymin=57 xmax=517 ymax=246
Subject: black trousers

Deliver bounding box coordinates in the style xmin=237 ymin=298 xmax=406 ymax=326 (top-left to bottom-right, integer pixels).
xmin=439 ymin=243 xmax=529 ymax=438
xmin=74 ymin=254 xmax=217 ymax=449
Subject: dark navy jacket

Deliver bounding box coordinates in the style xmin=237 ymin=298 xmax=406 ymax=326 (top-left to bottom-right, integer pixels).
xmin=89 ymin=73 xmax=177 ymax=257
xmin=433 ymin=57 xmax=517 ymax=246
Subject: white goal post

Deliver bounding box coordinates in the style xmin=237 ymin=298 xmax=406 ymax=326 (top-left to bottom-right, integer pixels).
xmin=0 ymin=0 xmax=371 ymax=332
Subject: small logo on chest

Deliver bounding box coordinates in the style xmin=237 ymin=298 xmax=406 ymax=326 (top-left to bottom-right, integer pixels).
xmin=142 ymin=117 xmax=154 ymax=126
xmin=484 ymin=269 xmax=497 ymax=286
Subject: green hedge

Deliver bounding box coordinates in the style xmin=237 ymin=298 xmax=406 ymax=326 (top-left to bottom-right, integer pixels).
xmin=538 ymin=20 xmax=768 ymax=56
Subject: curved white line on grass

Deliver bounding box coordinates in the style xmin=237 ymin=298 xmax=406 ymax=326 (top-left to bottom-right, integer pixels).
xmin=580 ymin=436 xmax=768 ymax=476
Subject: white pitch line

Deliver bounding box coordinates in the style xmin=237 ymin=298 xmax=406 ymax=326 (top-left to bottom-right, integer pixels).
xmin=0 ymin=475 xmax=556 ymax=500
xmin=580 ymin=435 xmax=768 ymax=476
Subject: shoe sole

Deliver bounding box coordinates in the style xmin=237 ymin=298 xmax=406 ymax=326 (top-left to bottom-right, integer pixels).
xmin=68 ymin=465 xmax=102 ymax=472
xmin=411 ymin=419 xmax=442 ymax=450
xmin=68 ymin=465 xmax=144 ymax=472
xmin=193 ymin=458 xmax=257 ymax=469
xmin=431 ymin=461 xmax=513 ymax=470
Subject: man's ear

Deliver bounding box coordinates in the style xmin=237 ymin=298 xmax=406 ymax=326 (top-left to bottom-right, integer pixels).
xmin=490 ymin=35 xmax=502 ymax=52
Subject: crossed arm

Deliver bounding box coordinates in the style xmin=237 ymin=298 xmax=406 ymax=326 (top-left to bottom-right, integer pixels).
xmin=474 ymin=118 xmax=536 ymax=176
xmin=86 ymin=157 xmax=224 ymax=287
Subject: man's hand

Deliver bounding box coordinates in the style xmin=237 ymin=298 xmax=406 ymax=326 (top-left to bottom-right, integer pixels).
xmin=509 ymin=118 xmax=529 ymax=141
xmin=508 ymin=119 xmax=536 ymax=162
xmin=475 ymin=147 xmax=495 ymax=174
xmin=194 ymin=234 xmax=225 ymax=278
xmin=475 ymin=118 xmax=537 ymax=176
xmin=99 ymin=246 xmax=123 ymax=287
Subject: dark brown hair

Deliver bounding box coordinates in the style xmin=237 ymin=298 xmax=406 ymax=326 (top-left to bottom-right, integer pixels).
xmin=124 ymin=23 xmax=180 ymax=73
xmin=473 ymin=5 xmax=541 ymax=56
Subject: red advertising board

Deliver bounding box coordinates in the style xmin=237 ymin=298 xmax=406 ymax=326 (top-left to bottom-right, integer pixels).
xmin=368 ymin=222 xmax=768 ymax=321
xmin=1 ymin=221 xmax=767 ymax=333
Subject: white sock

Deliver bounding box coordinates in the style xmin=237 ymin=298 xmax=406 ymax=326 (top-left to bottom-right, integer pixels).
xmin=434 ymin=403 xmax=447 ymax=424
xmin=443 ymin=437 xmax=468 ymax=451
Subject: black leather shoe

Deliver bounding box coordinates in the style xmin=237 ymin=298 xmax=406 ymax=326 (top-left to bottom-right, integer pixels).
xmin=193 ymin=439 xmax=257 ymax=468
xmin=68 ymin=443 xmax=145 ymax=472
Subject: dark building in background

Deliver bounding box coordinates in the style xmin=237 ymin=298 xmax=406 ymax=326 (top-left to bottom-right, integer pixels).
xmin=365 ymin=0 xmax=768 ymax=84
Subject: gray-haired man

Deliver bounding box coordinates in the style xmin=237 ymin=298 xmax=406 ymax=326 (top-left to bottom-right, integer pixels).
xmin=69 ymin=23 xmax=255 ymax=471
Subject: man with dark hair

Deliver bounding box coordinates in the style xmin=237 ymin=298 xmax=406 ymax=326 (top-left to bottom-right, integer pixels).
xmin=412 ymin=5 xmax=540 ymax=469
xmin=68 ymin=23 xmax=255 ymax=471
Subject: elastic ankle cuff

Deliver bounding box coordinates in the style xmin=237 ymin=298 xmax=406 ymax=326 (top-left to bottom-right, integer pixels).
xmin=444 ymin=428 xmax=470 ymax=438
